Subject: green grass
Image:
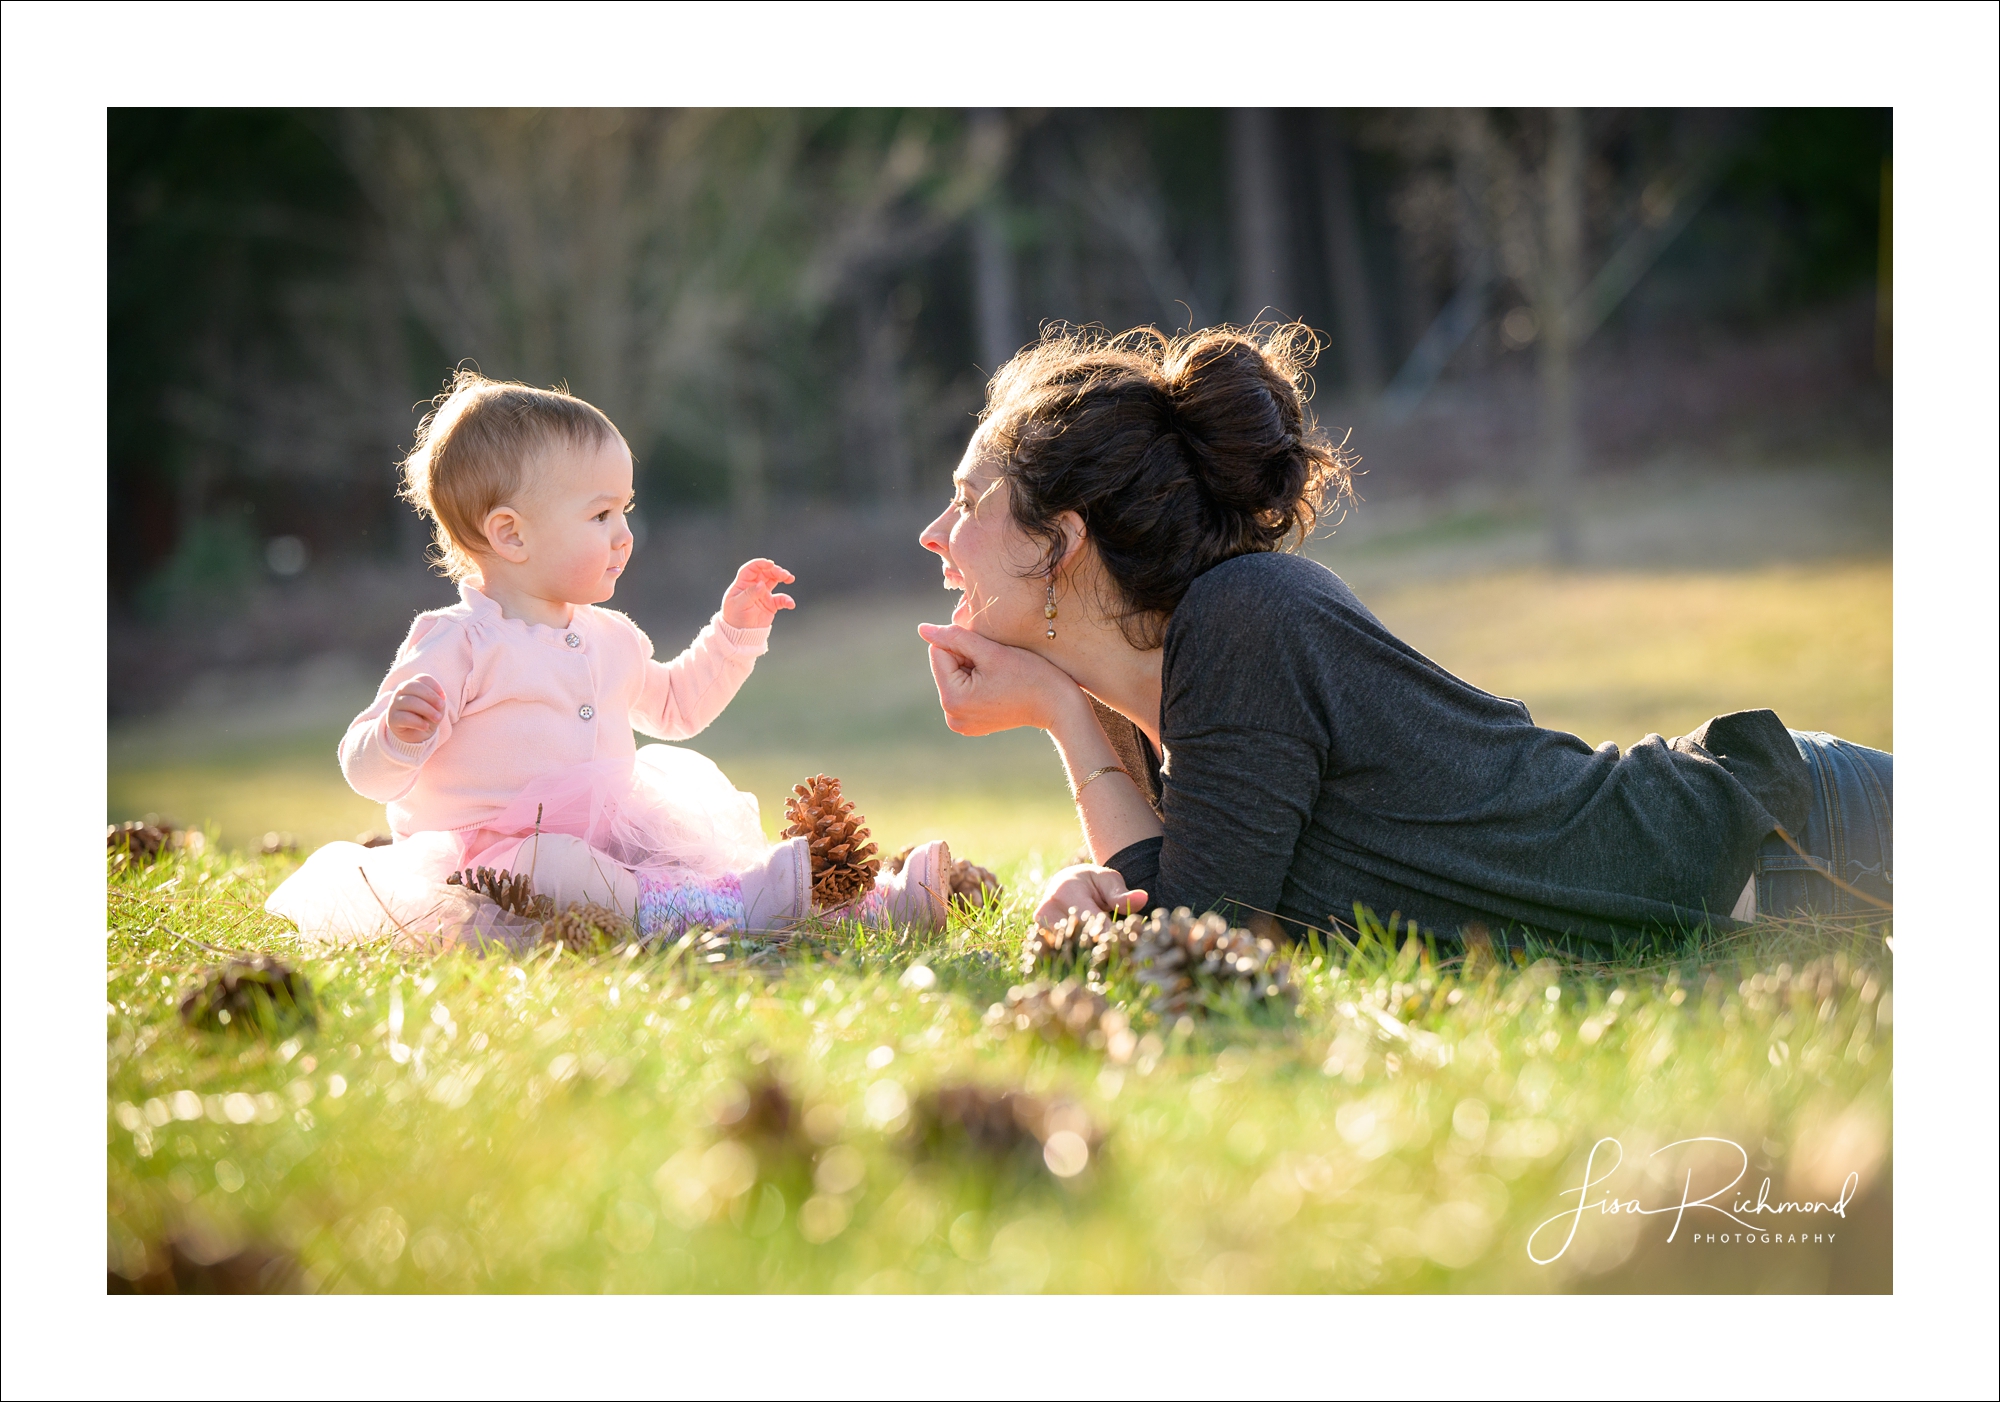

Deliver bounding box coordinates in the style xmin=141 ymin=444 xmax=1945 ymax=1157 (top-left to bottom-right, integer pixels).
xmin=106 ymin=845 xmax=1891 ymax=1292
xmin=1370 ymin=561 xmax=1891 ymax=751
xmin=106 ymin=562 xmax=1894 ymax=1292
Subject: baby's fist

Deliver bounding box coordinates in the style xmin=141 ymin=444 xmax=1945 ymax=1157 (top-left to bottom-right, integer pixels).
xmin=386 ymin=675 xmax=447 ymax=745
xmin=721 ymin=558 xmax=796 ymax=630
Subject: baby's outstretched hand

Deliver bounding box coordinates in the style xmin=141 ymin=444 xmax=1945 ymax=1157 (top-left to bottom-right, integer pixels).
xmin=721 ymin=559 xmax=796 ymax=630
xmin=386 ymin=674 xmax=448 ymax=745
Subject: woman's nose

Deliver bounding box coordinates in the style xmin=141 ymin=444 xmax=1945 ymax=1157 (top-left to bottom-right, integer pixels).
xmin=919 ymin=506 xmax=952 ymax=556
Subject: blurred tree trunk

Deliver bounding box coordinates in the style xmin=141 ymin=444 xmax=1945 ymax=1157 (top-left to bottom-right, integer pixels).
xmin=1318 ymin=122 xmax=1382 ymax=394
xmin=1230 ymin=108 xmax=1289 ymax=321
xmin=969 ymin=109 xmax=1020 ymax=378
xmin=1452 ymin=111 xmax=1497 ymax=372
xmin=1537 ymin=108 xmax=1585 ymax=565
xmin=848 ymin=286 xmax=913 ymax=501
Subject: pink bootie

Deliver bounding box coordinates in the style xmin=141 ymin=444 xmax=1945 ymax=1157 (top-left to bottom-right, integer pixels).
xmin=840 ymin=838 xmax=951 ymax=932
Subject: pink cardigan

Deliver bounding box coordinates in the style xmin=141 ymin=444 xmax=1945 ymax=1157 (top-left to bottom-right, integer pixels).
xmin=340 ymin=582 xmax=768 ymax=840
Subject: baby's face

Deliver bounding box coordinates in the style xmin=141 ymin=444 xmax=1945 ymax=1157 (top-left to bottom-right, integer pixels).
xmin=515 ymin=436 xmax=636 ymax=605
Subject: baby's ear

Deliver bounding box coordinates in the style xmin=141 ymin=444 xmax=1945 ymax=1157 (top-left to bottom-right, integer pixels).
xmin=481 ymin=506 xmax=529 ymax=561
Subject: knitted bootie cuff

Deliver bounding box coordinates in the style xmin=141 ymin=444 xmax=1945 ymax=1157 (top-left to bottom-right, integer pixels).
xmin=637 ymin=872 xmax=745 ymax=941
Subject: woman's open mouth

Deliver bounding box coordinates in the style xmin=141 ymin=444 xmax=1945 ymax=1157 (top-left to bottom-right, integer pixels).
xmin=942 ymin=569 xmax=972 ymax=625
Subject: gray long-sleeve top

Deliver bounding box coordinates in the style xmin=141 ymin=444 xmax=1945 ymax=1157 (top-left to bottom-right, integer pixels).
xmin=1102 ymin=552 xmax=1811 ymax=948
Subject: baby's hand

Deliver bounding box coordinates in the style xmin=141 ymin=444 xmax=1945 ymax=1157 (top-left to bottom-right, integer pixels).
xmin=385 ymin=675 xmax=447 ymax=745
xmin=721 ymin=559 xmax=797 ymax=630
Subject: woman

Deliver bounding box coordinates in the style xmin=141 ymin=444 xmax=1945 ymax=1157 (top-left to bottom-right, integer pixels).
xmin=916 ymin=323 xmax=1891 ymax=949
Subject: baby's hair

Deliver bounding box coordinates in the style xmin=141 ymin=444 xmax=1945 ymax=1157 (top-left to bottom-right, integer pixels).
xmin=398 ymin=368 xmax=626 ymax=580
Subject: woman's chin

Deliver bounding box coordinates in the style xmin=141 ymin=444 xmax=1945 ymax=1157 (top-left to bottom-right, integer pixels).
xmin=950 ymin=596 xmax=972 ymax=627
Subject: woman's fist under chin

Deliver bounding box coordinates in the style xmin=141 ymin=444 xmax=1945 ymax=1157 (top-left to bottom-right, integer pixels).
xmin=918 ymin=621 xmax=1082 ymax=736
xmin=1033 ymin=863 xmax=1150 ymax=929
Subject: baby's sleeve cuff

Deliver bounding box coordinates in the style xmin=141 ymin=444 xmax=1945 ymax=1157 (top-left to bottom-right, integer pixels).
xmin=709 ymin=612 xmax=771 ymax=655
xmin=374 ymin=719 xmax=432 ymax=767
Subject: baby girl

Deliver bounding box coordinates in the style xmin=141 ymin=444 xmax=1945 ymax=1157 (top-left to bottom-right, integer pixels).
xmin=266 ymin=371 xmax=949 ymax=945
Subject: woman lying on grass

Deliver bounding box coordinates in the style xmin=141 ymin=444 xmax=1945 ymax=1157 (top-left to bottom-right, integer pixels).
xmin=917 ymin=323 xmax=1891 ymax=949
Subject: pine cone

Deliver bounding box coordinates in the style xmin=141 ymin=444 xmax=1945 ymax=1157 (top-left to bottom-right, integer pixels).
xmin=108 ymin=821 xmax=170 ymax=861
xmin=781 ymin=774 xmax=880 ymax=908
xmin=1020 ymin=909 xmax=1144 ymax=979
xmin=984 ymin=978 xmax=1137 ymax=1060
xmin=949 ymin=859 xmax=1003 ymax=907
xmin=1132 ymin=908 xmax=1297 ymax=1017
xmin=887 ymin=846 xmax=1004 ymax=910
xmin=108 ymin=818 xmax=202 ymax=863
xmin=446 ymin=866 xmax=557 ymax=922
xmin=715 ymin=1075 xmax=800 ymax=1146
xmin=539 ymin=901 xmax=635 ymax=953
xmin=355 ymin=830 xmax=395 ymax=848
xmin=179 ymin=956 xmax=316 ymax=1035
xmin=907 ymin=1084 xmax=1102 ymax=1175
xmin=710 ymin=1073 xmax=818 ymax=1198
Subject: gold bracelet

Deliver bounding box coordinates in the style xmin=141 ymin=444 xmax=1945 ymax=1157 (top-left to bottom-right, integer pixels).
xmin=1072 ymin=764 xmax=1129 ymax=800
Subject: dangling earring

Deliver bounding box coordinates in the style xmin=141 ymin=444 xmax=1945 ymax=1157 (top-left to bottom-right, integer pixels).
xmin=1044 ymin=582 xmax=1058 ymax=639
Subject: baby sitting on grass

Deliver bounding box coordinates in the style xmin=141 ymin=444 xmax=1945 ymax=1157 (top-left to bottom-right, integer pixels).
xmin=266 ymin=370 xmax=949 ymax=946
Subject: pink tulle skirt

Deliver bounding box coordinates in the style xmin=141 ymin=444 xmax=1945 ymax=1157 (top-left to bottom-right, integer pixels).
xmin=265 ymin=744 xmax=770 ymax=948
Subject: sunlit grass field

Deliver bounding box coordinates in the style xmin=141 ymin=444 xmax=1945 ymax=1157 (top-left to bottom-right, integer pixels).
xmin=108 ymin=853 xmax=1890 ymax=1293
xmin=106 ymin=558 xmax=1893 ymax=1293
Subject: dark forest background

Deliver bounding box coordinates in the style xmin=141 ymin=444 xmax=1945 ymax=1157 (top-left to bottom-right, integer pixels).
xmin=109 ymin=108 xmax=1890 ymax=711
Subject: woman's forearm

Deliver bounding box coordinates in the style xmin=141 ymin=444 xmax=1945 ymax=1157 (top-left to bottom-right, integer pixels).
xmin=1046 ymin=689 xmax=1165 ymax=862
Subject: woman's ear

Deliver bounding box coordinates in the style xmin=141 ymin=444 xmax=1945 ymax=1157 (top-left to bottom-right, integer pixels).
xmin=482 ymin=506 xmax=530 ymax=563
xmin=1052 ymin=510 xmax=1089 ymax=575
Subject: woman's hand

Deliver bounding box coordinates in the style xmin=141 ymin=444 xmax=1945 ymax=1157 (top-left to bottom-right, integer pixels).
xmin=918 ymin=621 xmax=1085 ymax=735
xmin=386 ymin=675 xmax=447 ymax=745
xmin=1034 ymin=863 xmax=1150 ymax=929
xmin=721 ymin=559 xmax=797 ymax=630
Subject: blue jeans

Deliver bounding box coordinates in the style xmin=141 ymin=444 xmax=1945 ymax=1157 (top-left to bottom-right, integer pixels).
xmin=1754 ymin=730 xmax=1893 ymax=917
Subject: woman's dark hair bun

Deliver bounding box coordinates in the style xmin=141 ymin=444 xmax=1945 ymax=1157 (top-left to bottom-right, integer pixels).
xmin=980 ymin=321 xmax=1356 ymax=648
xmin=1160 ymin=327 xmax=1319 ymax=523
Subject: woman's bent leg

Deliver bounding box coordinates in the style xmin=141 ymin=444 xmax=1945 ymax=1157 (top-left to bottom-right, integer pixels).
xmin=1754 ymin=731 xmax=1893 ymax=917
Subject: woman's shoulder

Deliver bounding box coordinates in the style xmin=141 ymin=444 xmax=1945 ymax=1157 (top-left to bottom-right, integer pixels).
xmin=1173 ymin=550 xmax=1364 ymax=632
